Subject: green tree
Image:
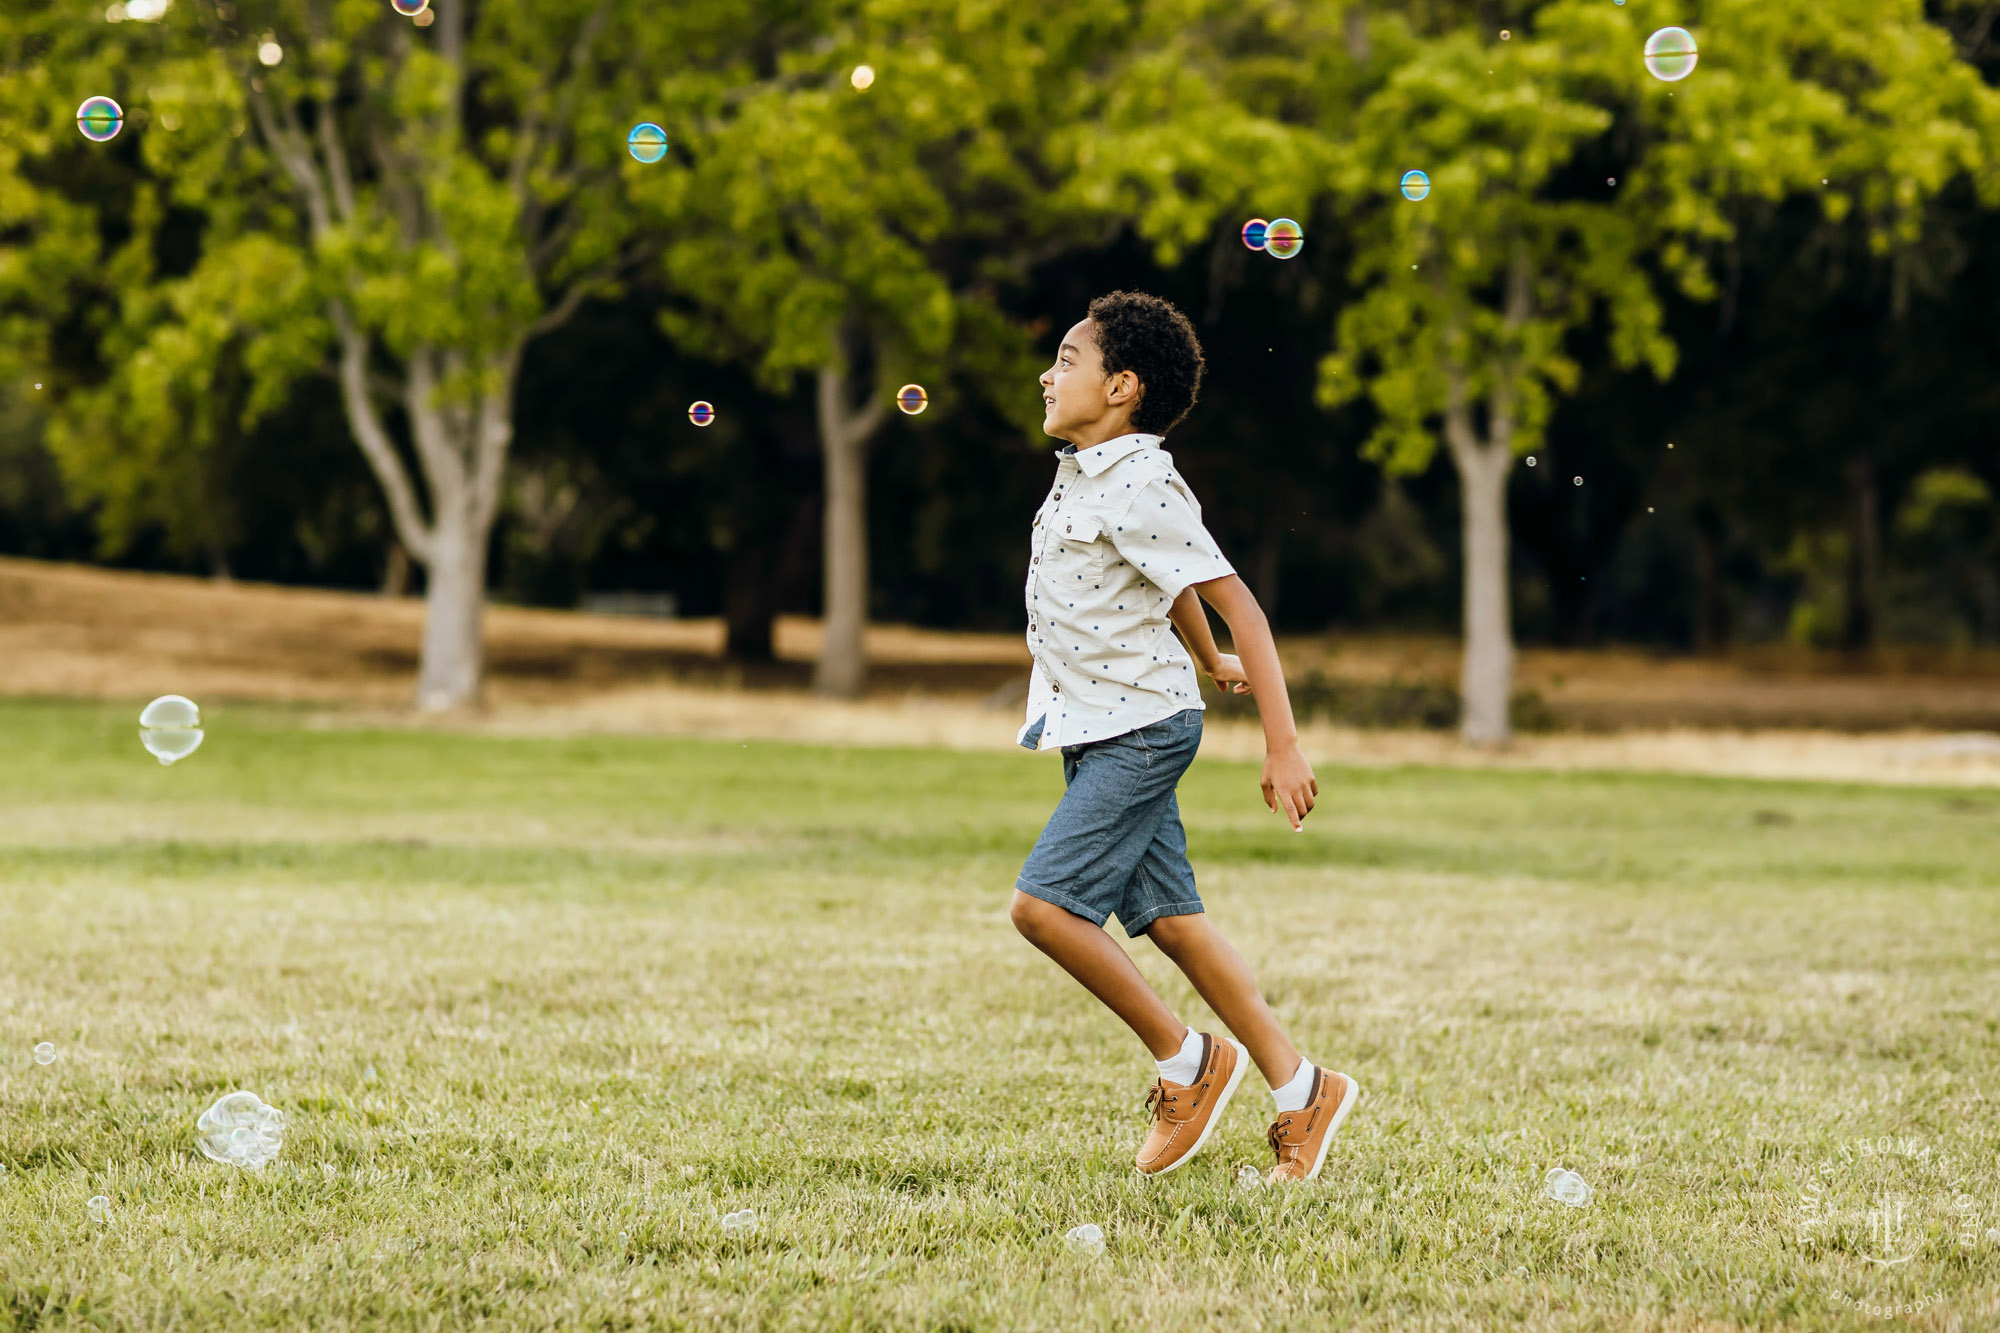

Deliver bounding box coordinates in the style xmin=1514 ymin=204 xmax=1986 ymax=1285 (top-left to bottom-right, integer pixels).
xmin=1319 ymin=0 xmax=1997 ymax=743
xmin=639 ymin=0 xmax=1113 ymax=697
xmin=0 ymin=0 xmax=785 ymax=708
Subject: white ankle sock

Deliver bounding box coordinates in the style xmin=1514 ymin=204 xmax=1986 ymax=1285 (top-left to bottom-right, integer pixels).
xmin=1271 ymin=1057 xmax=1315 ymax=1112
xmin=1155 ymin=1028 xmax=1204 ymax=1085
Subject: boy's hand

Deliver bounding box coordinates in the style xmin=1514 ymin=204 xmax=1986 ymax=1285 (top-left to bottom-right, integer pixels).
xmin=1206 ymin=653 xmax=1252 ymax=694
xmin=1262 ymin=742 xmax=1318 ymax=831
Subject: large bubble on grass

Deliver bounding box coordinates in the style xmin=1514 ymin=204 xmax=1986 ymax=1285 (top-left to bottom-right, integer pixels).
xmin=1064 ymin=1222 xmax=1105 ymax=1254
xmin=139 ymin=694 xmax=203 ymax=765
xmin=1544 ymin=1166 xmax=1593 ymax=1207
xmin=197 ymin=1090 xmax=287 ymax=1170
xmin=1644 ymin=27 xmax=1698 ymax=82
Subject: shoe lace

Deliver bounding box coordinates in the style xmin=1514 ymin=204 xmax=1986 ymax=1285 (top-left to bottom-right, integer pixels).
xmin=1267 ymin=1115 xmax=1294 ymax=1159
xmin=1145 ymin=1080 xmax=1180 ymax=1119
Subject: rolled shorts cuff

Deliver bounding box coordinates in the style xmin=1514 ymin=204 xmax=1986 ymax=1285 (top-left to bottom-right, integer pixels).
xmin=1012 ymin=877 xmax=1110 ymax=928
xmin=1117 ymin=898 xmax=1204 ymax=937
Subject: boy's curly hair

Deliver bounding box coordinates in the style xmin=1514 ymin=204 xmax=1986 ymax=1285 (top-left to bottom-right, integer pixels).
xmin=1086 ymin=291 xmax=1205 ymax=435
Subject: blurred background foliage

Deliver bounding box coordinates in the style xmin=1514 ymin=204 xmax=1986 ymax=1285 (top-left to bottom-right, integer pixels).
xmin=1 ymin=0 xmax=1997 ymax=660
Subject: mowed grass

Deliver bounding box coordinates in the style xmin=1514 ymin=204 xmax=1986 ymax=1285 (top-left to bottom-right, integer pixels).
xmin=2 ymin=700 xmax=1998 ymax=1331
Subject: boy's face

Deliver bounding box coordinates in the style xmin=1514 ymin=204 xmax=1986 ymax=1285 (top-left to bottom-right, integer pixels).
xmin=1040 ymin=318 xmax=1140 ymax=443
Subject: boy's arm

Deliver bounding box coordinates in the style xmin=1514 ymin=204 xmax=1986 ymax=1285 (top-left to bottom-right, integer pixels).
xmin=1167 ymin=585 xmax=1225 ymax=676
xmin=1189 ymin=574 xmax=1318 ymax=829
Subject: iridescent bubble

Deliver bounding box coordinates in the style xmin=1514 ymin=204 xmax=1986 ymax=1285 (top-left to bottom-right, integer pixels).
xmin=33 ymin=1041 xmax=55 ymax=1065
xmin=257 ymin=39 xmax=284 ymax=67
xmin=1500 ymin=29 xmax=1511 ymax=40
xmin=1235 ymin=1163 xmax=1263 ymax=1189
xmin=687 ymin=400 xmax=714 ymax=428
xmin=1644 ymin=27 xmax=1697 ymax=82
xmin=139 ymin=694 xmax=203 ymax=765
xmin=896 ymin=384 xmax=928 ymax=416
xmin=1400 ymin=169 xmax=1430 ymax=201
xmin=1263 ymin=218 xmax=1303 ymax=260
xmin=77 ymin=97 xmax=123 ymax=143
xmin=1573 ymin=475 xmax=1584 ymax=486
xmin=627 ymin=122 xmax=668 ymax=165
xmin=1240 ymin=218 xmax=1269 ymax=252
xmin=850 ymin=65 xmax=875 ymax=92
xmin=721 ymin=1207 xmax=758 ymax=1235
xmin=197 ymin=1090 xmax=287 ymax=1170
xmin=390 ymin=0 xmax=428 ymax=15
xmin=87 ymin=1194 xmax=110 ymax=1220
xmin=1525 ymin=456 xmax=1537 ymax=468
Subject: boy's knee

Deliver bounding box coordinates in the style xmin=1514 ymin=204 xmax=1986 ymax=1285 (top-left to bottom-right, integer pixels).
xmin=1010 ymin=890 xmax=1064 ymax=942
xmin=1145 ymin=911 xmax=1206 ymax=953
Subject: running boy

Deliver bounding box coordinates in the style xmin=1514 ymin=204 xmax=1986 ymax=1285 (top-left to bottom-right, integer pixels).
xmin=1011 ymin=290 xmax=1361 ymax=1181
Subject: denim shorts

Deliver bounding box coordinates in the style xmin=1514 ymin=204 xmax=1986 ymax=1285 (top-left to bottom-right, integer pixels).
xmin=1015 ymin=708 xmax=1205 ymax=937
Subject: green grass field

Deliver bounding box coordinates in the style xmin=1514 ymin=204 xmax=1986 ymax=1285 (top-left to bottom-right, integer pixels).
xmin=3 ymin=699 xmax=1997 ymax=1330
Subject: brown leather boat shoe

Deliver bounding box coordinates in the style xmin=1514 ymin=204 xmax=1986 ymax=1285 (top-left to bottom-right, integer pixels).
xmin=1135 ymin=1032 xmax=1249 ymax=1176
xmin=1265 ymin=1066 xmax=1361 ymax=1183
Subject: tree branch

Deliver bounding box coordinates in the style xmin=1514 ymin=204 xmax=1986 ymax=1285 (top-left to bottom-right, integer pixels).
xmin=316 ymin=95 xmax=357 ymax=224
xmin=249 ymin=83 xmax=334 ymax=240
xmin=332 ymin=300 xmax=434 ymax=564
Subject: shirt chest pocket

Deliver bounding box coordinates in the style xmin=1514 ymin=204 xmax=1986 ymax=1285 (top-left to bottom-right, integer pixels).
xmin=1056 ymin=511 xmax=1107 ymax=572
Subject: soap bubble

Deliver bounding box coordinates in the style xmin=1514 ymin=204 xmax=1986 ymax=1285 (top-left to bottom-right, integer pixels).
xmin=850 ymin=64 xmax=875 ymax=91
xmin=77 ymin=96 xmax=123 ymax=143
xmin=896 ymin=384 xmax=928 ymax=415
xmin=390 ymin=0 xmax=427 ymax=15
xmin=1524 ymin=456 xmax=1537 ymax=468
xmin=1500 ymin=29 xmax=1510 ymax=40
xmin=33 ymin=1042 xmax=55 ymax=1065
xmin=87 ymin=1194 xmax=110 ymax=1220
xmin=687 ymin=400 xmax=714 ymax=427
xmin=1064 ymin=1222 xmax=1105 ymax=1254
xmin=1400 ymin=170 xmax=1430 ymax=201
xmin=1644 ymin=27 xmax=1697 ymax=82
xmin=1240 ymin=218 xmax=1269 ymax=252
xmin=721 ymin=1207 xmax=758 ymax=1235
xmin=1572 ymin=475 xmax=1583 ymax=486
xmin=197 ymin=1090 xmax=287 ymax=1170
xmin=139 ymin=694 xmax=203 ymax=765
xmin=257 ymin=39 xmax=283 ymax=66
xmin=321 ymin=1162 xmax=338 ymax=1182
xmin=1544 ymin=1166 xmax=1592 ymax=1207
xmin=627 ymin=122 xmax=668 ymax=164
xmin=1235 ymin=1163 xmax=1263 ymax=1189
xmin=1263 ymin=218 xmax=1303 ymax=260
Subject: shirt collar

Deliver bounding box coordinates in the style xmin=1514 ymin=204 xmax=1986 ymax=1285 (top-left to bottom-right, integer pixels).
xmin=1055 ymin=432 xmax=1161 ymax=478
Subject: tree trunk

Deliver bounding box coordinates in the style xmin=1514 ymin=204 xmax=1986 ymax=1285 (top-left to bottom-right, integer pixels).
xmin=724 ymin=541 xmax=777 ymax=662
xmin=417 ymin=504 xmax=489 ymax=710
xmin=396 ymin=349 xmax=516 ymax=711
xmin=1254 ymin=498 xmax=1282 ymax=618
xmin=1843 ymin=456 xmax=1880 ymax=651
xmin=381 ymin=540 xmax=412 ymax=597
xmin=1694 ymin=520 xmax=1725 ymax=653
xmin=1453 ymin=438 xmax=1516 ymax=746
xmin=812 ymin=344 xmax=888 ymax=699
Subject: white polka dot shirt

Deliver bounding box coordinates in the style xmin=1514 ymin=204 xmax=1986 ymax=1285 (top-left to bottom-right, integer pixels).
xmin=1017 ymin=432 xmax=1236 ymax=751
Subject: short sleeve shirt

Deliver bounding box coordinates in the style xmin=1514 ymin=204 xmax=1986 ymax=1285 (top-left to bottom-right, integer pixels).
xmin=1017 ymin=433 xmax=1236 ymax=751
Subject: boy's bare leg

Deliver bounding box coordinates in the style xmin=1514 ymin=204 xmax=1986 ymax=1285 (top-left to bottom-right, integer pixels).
xmin=1010 ymin=891 xmax=1187 ymax=1059
xmin=1144 ymin=912 xmax=1302 ymax=1087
